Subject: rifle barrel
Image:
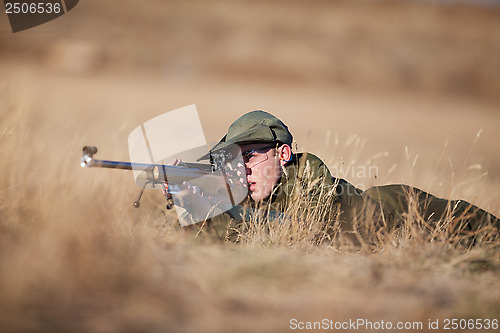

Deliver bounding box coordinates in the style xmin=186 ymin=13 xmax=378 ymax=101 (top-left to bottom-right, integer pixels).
xmin=86 ymin=158 xmax=214 ymax=183
xmin=91 ymin=159 xmax=135 ymax=170
xmin=84 ymin=156 xmax=212 ymax=171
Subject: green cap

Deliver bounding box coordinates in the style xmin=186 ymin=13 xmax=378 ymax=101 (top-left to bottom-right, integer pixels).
xmin=198 ymin=110 xmax=293 ymax=160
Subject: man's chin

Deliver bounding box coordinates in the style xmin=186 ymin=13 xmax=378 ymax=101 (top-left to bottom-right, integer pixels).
xmin=249 ymin=191 xmax=271 ymax=203
xmin=249 ymin=193 xmax=263 ymax=202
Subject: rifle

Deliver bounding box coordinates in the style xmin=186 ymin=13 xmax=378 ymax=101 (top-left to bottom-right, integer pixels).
xmin=81 ymin=146 xmax=242 ymax=210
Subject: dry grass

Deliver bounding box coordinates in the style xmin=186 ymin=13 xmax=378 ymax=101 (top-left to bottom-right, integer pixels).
xmin=1 ymin=92 xmax=499 ymax=333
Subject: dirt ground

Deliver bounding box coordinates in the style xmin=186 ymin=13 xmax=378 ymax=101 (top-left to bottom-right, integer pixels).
xmin=1 ymin=1 xmax=500 ymax=332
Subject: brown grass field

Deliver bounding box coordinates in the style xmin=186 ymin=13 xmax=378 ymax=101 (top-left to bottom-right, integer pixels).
xmin=1 ymin=1 xmax=500 ymax=332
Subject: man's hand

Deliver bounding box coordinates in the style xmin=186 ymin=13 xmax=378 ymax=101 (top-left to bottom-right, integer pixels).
xmin=164 ymin=158 xmax=219 ymax=220
xmin=163 ymin=157 xmax=244 ymax=221
xmin=176 ymin=181 xmax=213 ymax=220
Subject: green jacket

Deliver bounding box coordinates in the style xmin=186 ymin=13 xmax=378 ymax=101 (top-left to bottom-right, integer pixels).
xmin=185 ymin=153 xmax=499 ymax=243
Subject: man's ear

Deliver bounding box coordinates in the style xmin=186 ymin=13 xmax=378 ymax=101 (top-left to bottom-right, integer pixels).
xmin=279 ymin=144 xmax=292 ymax=166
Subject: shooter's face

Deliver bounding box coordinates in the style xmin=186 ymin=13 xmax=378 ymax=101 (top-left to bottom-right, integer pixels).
xmin=239 ymin=143 xmax=282 ymax=202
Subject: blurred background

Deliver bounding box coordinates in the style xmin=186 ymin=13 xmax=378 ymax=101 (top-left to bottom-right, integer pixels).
xmin=1 ymin=1 xmax=500 ymax=332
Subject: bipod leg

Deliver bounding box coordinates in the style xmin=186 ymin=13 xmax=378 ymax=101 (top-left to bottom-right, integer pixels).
xmin=134 ymin=181 xmax=150 ymax=208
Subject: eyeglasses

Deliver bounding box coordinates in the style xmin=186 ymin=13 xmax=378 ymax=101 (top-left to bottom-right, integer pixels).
xmin=241 ymin=145 xmax=276 ymax=168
